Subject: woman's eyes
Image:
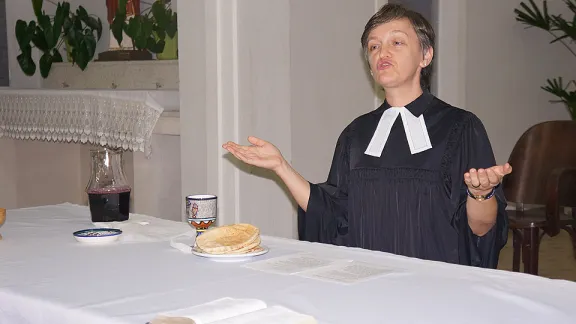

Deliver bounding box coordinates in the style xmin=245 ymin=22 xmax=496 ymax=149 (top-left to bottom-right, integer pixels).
xmin=369 ymin=41 xmax=404 ymax=51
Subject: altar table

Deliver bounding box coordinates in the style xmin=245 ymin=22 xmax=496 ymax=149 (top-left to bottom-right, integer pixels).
xmin=1 ymin=204 xmax=575 ymax=324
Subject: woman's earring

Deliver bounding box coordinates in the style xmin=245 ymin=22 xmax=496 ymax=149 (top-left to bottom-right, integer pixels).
xmin=370 ymin=70 xmax=374 ymax=76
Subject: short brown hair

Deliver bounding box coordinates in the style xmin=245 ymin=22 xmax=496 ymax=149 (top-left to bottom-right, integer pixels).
xmin=361 ymin=4 xmax=435 ymax=90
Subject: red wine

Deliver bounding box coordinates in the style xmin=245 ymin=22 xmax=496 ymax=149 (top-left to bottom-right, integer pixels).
xmin=87 ymin=187 xmax=131 ymax=222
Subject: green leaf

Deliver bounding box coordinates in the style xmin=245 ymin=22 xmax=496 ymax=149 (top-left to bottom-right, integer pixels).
xmin=147 ymin=37 xmax=165 ymax=53
xmin=133 ymin=17 xmax=151 ymax=50
xmin=134 ymin=37 xmax=147 ymax=50
xmin=166 ymin=12 xmax=177 ymax=38
xmin=74 ymin=45 xmax=89 ymax=70
xmin=52 ymin=48 xmax=63 ymax=62
xmin=83 ymin=33 xmax=97 ymax=58
xmin=27 ymin=21 xmax=37 ymax=34
xmin=32 ymin=0 xmax=43 ymax=19
xmin=152 ymin=1 xmax=168 ymax=28
xmin=52 ymin=3 xmax=66 ymax=46
xmin=38 ymin=14 xmax=55 ymax=48
xmin=111 ymin=12 xmax=126 ymax=46
xmin=154 ymin=28 xmax=166 ymax=40
xmin=31 ymin=26 xmax=49 ymax=52
xmin=565 ymin=0 xmax=576 ymax=16
xmin=37 ymin=14 xmax=51 ymax=31
xmin=81 ymin=16 xmax=103 ymax=41
xmin=126 ymin=15 xmax=138 ymax=35
xmin=514 ymin=0 xmax=551 ymax=30
xmin=141 ymin=16 xmax=154 ymax=37
xmin=61 ymin=2 xmax=70 ymax=14
xmin=17 ymin=44 xmax=36 ymax=76
xmin=73 ymin=14 xmax=82 ymax=30
xmin=550 ymin=14 xmax=576 ymax=42
xmin=77 ymin=6 xmax=88 ymax=20
xmin=63 ymin=16 xmax=72 ymax=31
xmin=39 ymin=51 xmax=53 ymax=78
xmin=95 ymin=17 xmax=103 ymax=40
xmin=66 ymin=27 xmax=78 ymax=48
xmin=15 ymin=20 xmax=30 ymax=49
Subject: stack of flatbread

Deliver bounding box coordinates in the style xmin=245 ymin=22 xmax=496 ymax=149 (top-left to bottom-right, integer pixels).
xmin=194 ymin=223 xmax=263 ymax=255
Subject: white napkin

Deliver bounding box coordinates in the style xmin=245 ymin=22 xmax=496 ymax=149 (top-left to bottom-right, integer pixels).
xmin=365 ymin=106 xmax=432 ymax=157
xmin=93 ymin=213 xmax=195 ymax=244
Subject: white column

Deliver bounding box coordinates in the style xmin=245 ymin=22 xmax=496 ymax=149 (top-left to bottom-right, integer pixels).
xmin=433 ymin=0 xmax=467 ymax=108
xmin=178 ymin=0 xmax=293 ymax=236
xmin=235 ymin=0 xmax=293 ymax=237
xmin=178 ymin=0 xmax=209 ymax=221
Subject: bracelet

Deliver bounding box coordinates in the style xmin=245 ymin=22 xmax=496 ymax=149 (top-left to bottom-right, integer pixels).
xmin=466 ymin=187 xmax=496 ymax=202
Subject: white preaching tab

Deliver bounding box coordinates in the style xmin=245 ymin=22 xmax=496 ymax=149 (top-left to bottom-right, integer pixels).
xmin=364 ymin=106 xmax=432 ymax=157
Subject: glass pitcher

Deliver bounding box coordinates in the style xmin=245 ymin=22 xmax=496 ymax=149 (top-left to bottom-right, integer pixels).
xmin=86 ymin=147 xmax=131 ymax=222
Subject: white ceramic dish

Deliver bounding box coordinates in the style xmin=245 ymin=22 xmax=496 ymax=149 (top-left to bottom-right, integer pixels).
xmin=191 ymin=246 xmax=269 ymax=262
xmin=73 ymin=228 xmax=122 ymax=245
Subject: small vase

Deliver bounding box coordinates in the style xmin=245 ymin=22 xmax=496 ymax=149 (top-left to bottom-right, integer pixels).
xmin=86 ymin=147 xmax=131 ymax=222
xmin=156 ymin=32 xmax=178 ymax=60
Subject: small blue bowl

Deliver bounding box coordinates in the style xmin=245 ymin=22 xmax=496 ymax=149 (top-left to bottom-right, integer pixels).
xmin=73 ymin=228 xmax=122 ymax=244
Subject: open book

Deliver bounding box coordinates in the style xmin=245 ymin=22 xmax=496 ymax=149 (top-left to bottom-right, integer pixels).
xmin=148 ymin=297 xmax=317 ymax=324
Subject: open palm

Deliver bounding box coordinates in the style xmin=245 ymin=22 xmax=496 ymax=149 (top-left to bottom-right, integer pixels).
xmin=222 ymin=136 xmax=285 ymax=171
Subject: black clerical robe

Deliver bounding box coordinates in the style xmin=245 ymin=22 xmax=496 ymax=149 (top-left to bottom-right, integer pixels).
xmin=298 ymin=92 xmax=508 ymax=268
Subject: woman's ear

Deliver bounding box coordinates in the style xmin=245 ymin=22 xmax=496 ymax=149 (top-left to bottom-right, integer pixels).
xmin=421 ymin=47 xmax=433 ymax=67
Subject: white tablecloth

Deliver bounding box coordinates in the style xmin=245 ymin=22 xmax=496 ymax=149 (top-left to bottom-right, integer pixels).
xmin=1 ymin=204 xmax=576 ymax=324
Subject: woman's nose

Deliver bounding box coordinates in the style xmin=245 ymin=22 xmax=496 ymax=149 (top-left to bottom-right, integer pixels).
xmin=378 ymin=45 xmax=391 ymax=58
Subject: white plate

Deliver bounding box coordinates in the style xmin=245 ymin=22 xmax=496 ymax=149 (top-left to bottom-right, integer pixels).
xmin=191 ymin=246 xmax=269 ymax=262
xmin=73 ymin=228 xmax=122 ymax=245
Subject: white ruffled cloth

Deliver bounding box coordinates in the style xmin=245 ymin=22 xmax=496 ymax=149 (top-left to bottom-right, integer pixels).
xmin=0 ymin=89 xmax=165 ymax=156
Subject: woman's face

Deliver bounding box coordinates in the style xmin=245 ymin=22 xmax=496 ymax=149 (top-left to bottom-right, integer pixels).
xmin=366 ymin=18 xmax=432 ymax=90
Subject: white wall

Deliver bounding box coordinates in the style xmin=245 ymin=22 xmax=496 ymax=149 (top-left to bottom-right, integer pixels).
xmin=435 ymin=0 xmax=574 ymax=164
xmin=466 ymin=0 xmax=574 ymax=164
xmin=0 ymin=138 xmax=16 ymax=209
xmin=178 ymin=0 xmax=384 ymax=238
xmin=290 ymin=0 xmax=380 ymax=185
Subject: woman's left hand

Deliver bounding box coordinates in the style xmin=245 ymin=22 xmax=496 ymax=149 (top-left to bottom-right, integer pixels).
xmin=464 ymin=163 xmax=513 ymax=195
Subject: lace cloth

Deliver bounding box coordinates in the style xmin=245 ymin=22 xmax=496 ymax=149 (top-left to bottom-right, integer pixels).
xmin=0 ymin=89 xmax=164 ymax=156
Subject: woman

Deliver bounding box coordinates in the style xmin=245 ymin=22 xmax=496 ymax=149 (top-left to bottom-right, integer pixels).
xmin=223 ymin=4 xmax=511 ymax=268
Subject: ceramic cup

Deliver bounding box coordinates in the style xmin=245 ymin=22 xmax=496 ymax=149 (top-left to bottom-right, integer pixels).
xmin=187 ymin=217 xmax=217 ymax=235
xmin=185 ymin=195 xmax=217 ymax=235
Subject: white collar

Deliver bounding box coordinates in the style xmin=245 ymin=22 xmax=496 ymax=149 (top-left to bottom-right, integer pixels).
xmin=364 ymin=106 xmax=432 ymax=157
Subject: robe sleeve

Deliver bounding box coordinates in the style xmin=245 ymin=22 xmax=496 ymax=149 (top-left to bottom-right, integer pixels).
xmin=450 ymin=113 xmax=509 ymax=268
xmin=297 ymin=127 xmax=350 ymax=245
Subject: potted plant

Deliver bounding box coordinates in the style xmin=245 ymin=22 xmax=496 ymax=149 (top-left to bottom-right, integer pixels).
xmin=15 ymin=0 xmax=103 ymax=78
xmin=151 ymin=0 xmax=178 ymax=60
xmin=103 ymin=0 xmax=177 ymax=61
xmin=514 ymin=0 xmax=576 ymax=120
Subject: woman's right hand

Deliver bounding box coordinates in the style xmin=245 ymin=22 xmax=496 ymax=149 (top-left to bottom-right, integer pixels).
xmin=222 ymin=136 xmax=285 ymax=172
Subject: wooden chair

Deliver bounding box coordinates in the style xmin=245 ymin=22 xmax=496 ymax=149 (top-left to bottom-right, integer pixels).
xmin=502 ymin=120 xmax=576 ymax=276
